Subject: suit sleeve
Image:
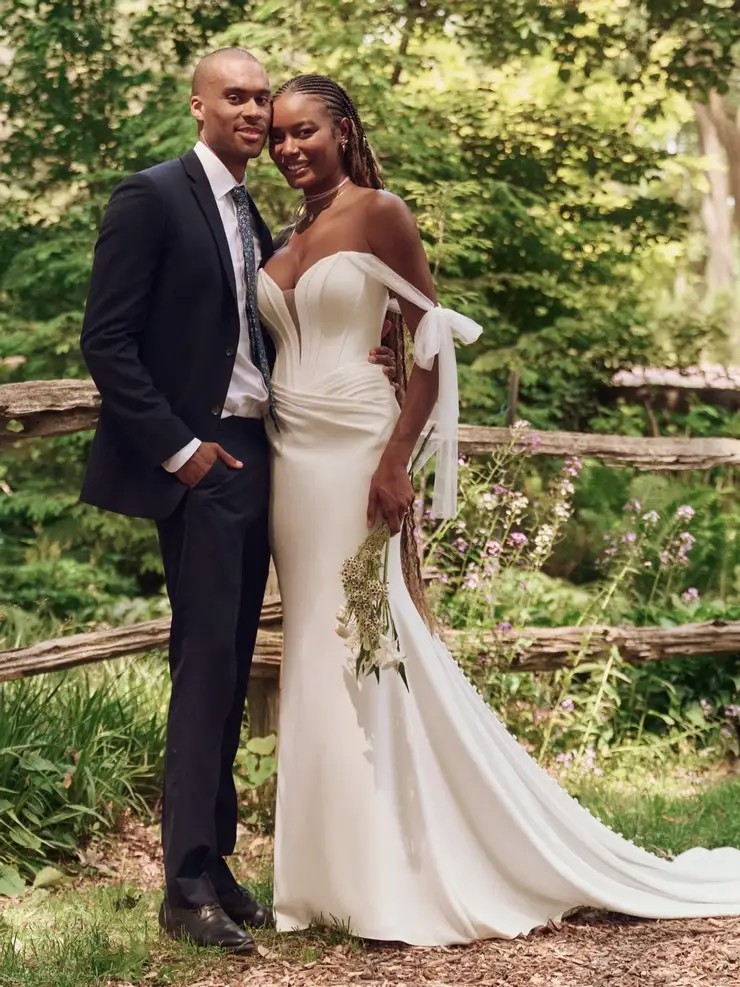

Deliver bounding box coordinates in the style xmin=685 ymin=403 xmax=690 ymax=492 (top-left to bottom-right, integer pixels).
xmin=80 ymin=174 xmax=196 ymax=467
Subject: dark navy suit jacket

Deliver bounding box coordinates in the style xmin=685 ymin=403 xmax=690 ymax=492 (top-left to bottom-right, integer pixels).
xmin=80 ymin=148 xmax=274 ymax=519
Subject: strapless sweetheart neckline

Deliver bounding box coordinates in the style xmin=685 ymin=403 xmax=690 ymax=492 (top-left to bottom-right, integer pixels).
xmin=261 ymin=249 xmax=376 ymax=294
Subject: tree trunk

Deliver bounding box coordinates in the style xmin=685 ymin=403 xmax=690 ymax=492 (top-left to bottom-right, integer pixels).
xmin=693 ymin=100 xmax=734 ymax=300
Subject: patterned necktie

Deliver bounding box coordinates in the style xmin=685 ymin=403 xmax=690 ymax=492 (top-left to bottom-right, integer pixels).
xmin=230 ymin=186 xmax=279 ymax=429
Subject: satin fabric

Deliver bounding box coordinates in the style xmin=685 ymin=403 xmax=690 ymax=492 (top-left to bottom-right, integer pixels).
xmin=256 ymin=251 xmax=740 ymax=945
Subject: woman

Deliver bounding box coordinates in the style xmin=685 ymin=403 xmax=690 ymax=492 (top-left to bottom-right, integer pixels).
xmin=257 ymin=74 xmax=740 ymax=945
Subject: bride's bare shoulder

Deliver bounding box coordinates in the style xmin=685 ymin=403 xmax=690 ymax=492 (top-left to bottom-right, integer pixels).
xmin=362 ymin=190 xmax=419 ymax=245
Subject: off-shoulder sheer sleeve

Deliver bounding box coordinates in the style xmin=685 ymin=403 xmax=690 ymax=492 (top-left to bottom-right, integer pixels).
xmin=347 ymin=252 xmax=482 ymax=519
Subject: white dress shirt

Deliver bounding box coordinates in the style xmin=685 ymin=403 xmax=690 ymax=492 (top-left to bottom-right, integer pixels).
xmin=162 ymin=141 xmax=269 ymax=473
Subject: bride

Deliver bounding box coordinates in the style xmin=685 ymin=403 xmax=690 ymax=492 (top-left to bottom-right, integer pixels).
xmin=257 ymin=73 xmax=740 ymax=945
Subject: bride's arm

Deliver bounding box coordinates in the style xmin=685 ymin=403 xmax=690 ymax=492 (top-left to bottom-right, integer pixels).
xmin=365 ymin=192 xmax=441 ymax=534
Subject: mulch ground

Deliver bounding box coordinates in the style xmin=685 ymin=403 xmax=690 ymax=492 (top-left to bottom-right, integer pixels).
xmin=230 ymin=915 xmax=740 ymax=987
xmin=90 ymin=815 xmax=740 ymax=987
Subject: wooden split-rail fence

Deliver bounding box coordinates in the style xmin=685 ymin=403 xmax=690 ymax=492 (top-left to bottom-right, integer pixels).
xmin=1 ymin=378 xmax=738 ymax=736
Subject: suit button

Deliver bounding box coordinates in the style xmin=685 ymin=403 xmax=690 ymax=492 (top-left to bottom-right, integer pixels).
xmin=211 ymin=405 xmax=221 ymax=416
xmin=225 ymin=346 xmax=235 ymax=357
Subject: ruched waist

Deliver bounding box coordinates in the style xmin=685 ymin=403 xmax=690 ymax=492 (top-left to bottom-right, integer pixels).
xmin=268 ymin=363 xmax=399 ymax=450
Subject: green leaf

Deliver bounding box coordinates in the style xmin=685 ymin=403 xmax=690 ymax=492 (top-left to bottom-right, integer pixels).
xmin=0 ymin=865 xmax=26 ymax=897
xmin=32 ymin=866 xmax=66 ymax=889
xmin=248 ymin=757 xmax=277 ymax=787
xmin=19 ymin=752 xmax=60 ymax=775
xmin=246 ymin=735 xmax=277 ymax=756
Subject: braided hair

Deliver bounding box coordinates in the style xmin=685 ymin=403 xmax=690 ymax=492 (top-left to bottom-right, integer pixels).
xmin=273 ymin=74 xmax=430 ymax=624
xmin=272 ymin=74 xmax=383 ymax=190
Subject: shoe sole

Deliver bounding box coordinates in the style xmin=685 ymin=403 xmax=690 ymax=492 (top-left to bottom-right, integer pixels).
xmin=159 ymin=924 xmax=255 ymax=953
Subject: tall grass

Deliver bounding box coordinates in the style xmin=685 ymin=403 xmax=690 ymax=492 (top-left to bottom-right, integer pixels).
xmin=0 ymin=658 xmax=167 ymax=885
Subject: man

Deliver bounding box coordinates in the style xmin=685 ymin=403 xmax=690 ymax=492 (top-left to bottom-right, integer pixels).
xmin=80 ymin=47 xmax=394 ymax=954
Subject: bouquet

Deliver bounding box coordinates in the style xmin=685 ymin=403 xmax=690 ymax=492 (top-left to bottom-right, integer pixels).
xmin=335 ymin=428 xmax=436 ymax=689
xmin=335 ymin=522 xmax=409 ymax=689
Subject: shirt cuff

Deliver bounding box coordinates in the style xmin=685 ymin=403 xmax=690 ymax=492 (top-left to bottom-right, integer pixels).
xmin=162 ymin=438 xmax=201 ymax=473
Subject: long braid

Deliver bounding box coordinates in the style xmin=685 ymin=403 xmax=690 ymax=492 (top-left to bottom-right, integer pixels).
xmin=274 ymin=74 xmax=431 ymax=625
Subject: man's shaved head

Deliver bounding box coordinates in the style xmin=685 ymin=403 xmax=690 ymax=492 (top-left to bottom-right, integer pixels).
xmin=191 ymin=47 xmax=261 ymax=96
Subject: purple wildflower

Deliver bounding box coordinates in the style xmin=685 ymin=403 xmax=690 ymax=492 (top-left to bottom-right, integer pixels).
xmin=560 ymin=698 xmax=575 ymax=712
xmin=624 ymin=498 xmax=641 ymax=514
xmin=675 ymin=504 xmax=695 ymax=522
xmin=642 ymin=510 xmax=659 ymax=527
xmin=725 ymin=705 xmax=740 ymax=720
xmin=463 ymin=572 xmax=480 ymax=590
xmin=681 ymin=587 xmax=700 ymax=604
xmin=454 ymin=536 xmax=469 ymax=553
xmin=508 ymin=531 xmax=528 ymax=548
xmin=495 ymin=621 xmax=513 ymax=634
xmin=562 ymin=456 xmax=582 ymax=478
xmin=485 ymin=540 xmax=502 ymax=556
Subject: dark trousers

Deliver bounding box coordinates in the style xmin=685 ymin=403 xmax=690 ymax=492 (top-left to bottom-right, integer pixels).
xmin=156 ymin=416 xmax=270 ymax=908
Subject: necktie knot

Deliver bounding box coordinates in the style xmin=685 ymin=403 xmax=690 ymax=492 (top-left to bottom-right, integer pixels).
xmin=230 ymin=185 xmax=248 ymax=205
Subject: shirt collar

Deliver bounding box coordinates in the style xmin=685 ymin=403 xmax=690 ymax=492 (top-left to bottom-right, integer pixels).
xmin=193 ymin=141 xmax=246 ymax=201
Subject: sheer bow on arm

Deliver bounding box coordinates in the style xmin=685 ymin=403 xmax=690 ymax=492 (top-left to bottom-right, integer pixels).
xmin=347 ymin=252 xmax=483 ymax=519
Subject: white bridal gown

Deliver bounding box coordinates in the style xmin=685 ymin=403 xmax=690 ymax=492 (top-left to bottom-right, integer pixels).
xmin=257 ymin=250 xmax=740 ymax=945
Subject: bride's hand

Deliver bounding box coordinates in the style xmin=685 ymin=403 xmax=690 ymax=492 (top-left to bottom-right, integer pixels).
xmin=367 ymin=461 xmax=414 ymax=534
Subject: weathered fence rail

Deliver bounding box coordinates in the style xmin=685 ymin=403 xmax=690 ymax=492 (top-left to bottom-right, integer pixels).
xmin=2 ymin=602 xmax=737 ymax=733
xmin=2 ymin=379 xmax=739 ymax=468
xmin=1 ymin=376 xmax=738 ymax=736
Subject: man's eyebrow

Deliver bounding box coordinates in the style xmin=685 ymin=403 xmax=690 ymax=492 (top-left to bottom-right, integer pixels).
xmin=222 ymin=86 xmax=272 ymax=96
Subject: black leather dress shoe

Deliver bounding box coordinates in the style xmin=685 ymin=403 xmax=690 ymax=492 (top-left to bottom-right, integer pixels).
xmin=158 ymin=899 xmax=254 ymax=953
xmin=218 ymin=884 xmax=274 ymax=929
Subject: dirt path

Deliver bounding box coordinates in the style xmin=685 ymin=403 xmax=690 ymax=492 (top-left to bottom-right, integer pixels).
xmin=226 ymin=914 xmax=740 ymax=987
xmin=91 ymin=816 xmax=740 ymax=987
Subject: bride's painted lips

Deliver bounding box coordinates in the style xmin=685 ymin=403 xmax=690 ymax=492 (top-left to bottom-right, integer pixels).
xmin=284 ymin=163 xmax=309 ymax=178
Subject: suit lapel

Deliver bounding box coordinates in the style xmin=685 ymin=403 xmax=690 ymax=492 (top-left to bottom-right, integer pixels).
xmin=181 ymin=149 xmax=238 ymax=303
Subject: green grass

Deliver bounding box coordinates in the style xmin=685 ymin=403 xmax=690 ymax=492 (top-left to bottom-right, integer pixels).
xmin=0 ymin=658 xmax=168 ymax=887
xmin=0 ymin=885 xmax=222 ymax=987
xmin=0 ymin=883 xmax=367 ymax=987
xmin=570 ymin=769 xmax=740 ymax=857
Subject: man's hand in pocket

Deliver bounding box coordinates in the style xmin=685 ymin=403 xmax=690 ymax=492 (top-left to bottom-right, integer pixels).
xmin=175 ymin=442 xmax=243 ymax=487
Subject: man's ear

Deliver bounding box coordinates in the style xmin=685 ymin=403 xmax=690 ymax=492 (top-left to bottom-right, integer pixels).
xmin=190 ymin=95 xmax=204 ymax=124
